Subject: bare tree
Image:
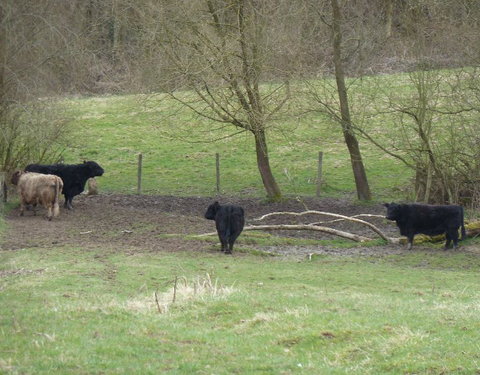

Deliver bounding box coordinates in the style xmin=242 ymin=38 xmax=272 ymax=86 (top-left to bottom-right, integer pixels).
xmin=353 ymin=65 xmax=480 ymax=207
xmin=0 ymin=0 xmax=73 ymax=180
xmin=158 ymin=0 xmax=291 ymax=200
xmin=301 ymin=0 xmax=372 ymax=201
xmin=348 ymin=0 xmax=480 ymax=207
xmin=329 ymin=0 xmax=371 ymax=201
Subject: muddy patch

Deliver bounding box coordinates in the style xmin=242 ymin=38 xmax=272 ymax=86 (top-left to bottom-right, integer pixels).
xmin=0 ymin=193 xmax=424 ymax=256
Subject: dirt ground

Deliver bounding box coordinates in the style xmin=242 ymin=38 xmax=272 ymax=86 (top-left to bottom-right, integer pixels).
xmin=0 ymin=193 xmax=450 ymax=257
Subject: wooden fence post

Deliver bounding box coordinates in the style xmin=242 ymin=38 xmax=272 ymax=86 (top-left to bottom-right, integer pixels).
xmin=216 ymin=153 xmax=220 ymax=195
xmin=0 ymin=172 xmax=6 ymax=203
xmin=137 ymin=153 xmax=143 ymax=195
xmin=316 ymin=151 xmax=323 ymax=197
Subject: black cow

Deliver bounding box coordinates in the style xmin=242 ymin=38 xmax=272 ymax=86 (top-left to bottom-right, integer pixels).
xmin=384 ymin=202 xmax=466 ymax=250
xmin=25 ymin=161 xmax=104 ymax=210
xmin=205 ymin=201 xmax=245 ymax=254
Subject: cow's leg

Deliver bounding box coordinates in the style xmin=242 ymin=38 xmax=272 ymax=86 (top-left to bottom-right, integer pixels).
xmin=215 ymin=221 xmax=228 ymax=252
xmin=406 ymin=234 xmax=414 ymax=250
xmin=227 ymin=232 xmax=241 ymax=254
xmin=223 ymin=235 xmax=232 ymax=254
xmin=63 ymin=194 xmax=72 ymax=209
xmin=64 ymin=195 xmax=73 ymax=210
xmin=32 ymin=203 xmax=37 ymax=216
xmin=444 ymin=232 xmax=452 ymax=250
xmin=19 ymin=202 xmax=25 ymax=216
xmin=217 ymin=233 xmax=227 ymax=252
xmin=226 ymin=239 xmax=235 ymax=254
xmin=451 ymin=229 xmax=459 ymax=250
xmin=46 ymin=205 xmax=53 ymax=221
xmin=220 ymin=239 xmax=228 ymax=252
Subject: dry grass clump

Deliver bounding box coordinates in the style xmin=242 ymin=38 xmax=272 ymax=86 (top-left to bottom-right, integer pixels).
xmin=50 ymin=273 xmax=235 ymax=315
xmin=154 ymin=273 xmax=236 ymax=314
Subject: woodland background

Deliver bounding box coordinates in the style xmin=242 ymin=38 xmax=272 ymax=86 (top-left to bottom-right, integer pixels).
xmin=2 ymin=0 xmax=480 ymax=203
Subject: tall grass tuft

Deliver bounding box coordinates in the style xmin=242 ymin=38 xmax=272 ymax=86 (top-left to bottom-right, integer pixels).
xmin=154 ymin=273 xmax=236 ymax=314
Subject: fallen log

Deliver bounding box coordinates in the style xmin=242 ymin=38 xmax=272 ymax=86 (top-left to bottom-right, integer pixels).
xmin=254 ymin=210 xmax=391 ymax=242
xmin=310 ymin=214 xmax=386 ymax=226
xmin=242 ymin=224 xmax=372 ymax=242
xmin=196 ymin=224 xmax=372 ymax=242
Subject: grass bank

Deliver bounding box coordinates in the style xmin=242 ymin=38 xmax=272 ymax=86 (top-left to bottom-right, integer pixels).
xmin=0 ymin=202 xmax=13 ymax=241
xmin=62 ymin=91 xmax=411 ymax=201
xmin=1 ymin=247 xmax=480 ymax=374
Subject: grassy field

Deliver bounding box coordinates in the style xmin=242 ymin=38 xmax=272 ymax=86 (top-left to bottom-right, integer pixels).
xmin=55 ymin=69 xmax=479 ymax=202
xmin=1 ymin=247 xmax=480 ymax=374
xmin=62 ymin=89 xmax=411 ymax=201
xmin=2 ymin=72 xmax=480 ymax=374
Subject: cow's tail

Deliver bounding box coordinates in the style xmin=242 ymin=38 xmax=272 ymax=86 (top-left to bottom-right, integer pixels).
xmin=53 ymin=178 xmax=61 ymax=217
xmin=461 ymin=206 xmax=466 ymax=241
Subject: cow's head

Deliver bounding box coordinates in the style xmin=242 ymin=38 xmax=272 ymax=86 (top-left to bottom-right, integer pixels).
xmin=84 ymin=161 xmax=104 ymax=177
xmin=10 ymin=170 xmax=24 ymax=185
xmin=384 ymin=202 xmax=402 ymax=221
xmin=205 ymin=201 xmax=220 ymax=220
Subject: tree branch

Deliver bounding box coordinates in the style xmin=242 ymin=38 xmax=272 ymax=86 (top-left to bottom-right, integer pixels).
xmin=254 ymin=210 xmax=390 ymax=241
xmin=197 ymin=224 xmax=372 ymax=242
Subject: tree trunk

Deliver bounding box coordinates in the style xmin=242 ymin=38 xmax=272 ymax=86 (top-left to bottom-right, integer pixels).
xmin=385 ymin=0 xmax=394 ymax=38
xmin=343 ymin=131 xmax=372 ymax=201
xmin=331 ymin=0 xmax=371 ymax=201
xmin=414 ymin=165 xmax=426 ymax=201
xmin=0 ymin=3 xmax=5 ymax=106
xmin=112 ymin=0 xmax=121 ymax=61
xmin=254 ymin=129 xmax=281 ymax=201
xmin=424 ymin=162 xmax=432 ymax=202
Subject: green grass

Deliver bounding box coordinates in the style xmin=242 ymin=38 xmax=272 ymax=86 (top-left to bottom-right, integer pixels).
xmin=2 ymin=246 xmax=480 ymax=374
xmin=61 ymin=89 xmax=412 ymax=201
xmin=3 ymin=71 xmax=480 ymax=373
xmin=0 ymin=202 xmax=15 ymax=242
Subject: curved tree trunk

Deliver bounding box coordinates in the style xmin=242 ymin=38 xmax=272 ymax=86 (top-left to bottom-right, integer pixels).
xmin=343 ymin=130 xmax=371 ymax=201
xmin=254 ymin=129 xmax=281 ymax=200
xmin=331 ymin=0 xmax=371 ymax=201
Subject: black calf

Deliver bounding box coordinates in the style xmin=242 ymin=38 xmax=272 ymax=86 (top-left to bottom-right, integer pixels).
xmin=205 ymin=201 xmax=245 ymax=254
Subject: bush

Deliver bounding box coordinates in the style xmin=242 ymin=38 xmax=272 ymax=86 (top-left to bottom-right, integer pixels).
xmin=0 ymin=99 xmax=71 ymax=175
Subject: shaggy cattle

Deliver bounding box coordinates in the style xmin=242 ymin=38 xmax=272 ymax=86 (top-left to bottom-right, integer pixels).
xmin=205 ymin=201 xmax=245 ymax=254
xmin=25 ymin=161 xmax=104 ymax=209
xmin=11 ymin=171 xmax=63 ymax=221
xmin=384 ymin=202 xmax=466 ymax=250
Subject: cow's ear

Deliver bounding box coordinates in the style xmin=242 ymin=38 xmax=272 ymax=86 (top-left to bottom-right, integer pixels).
xmin=383 ymin=203 xmax=390 ymax=208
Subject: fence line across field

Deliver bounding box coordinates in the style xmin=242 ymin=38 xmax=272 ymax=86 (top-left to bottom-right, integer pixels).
xmin=137 ymin=153 xmax=143 ymax=195
xmin=0 ymin=151 xmax=325 ymax=200
xmin=134 ymin=151 xmax=323 ymax=196
xmin=316 ymin=151 xmax=323 ymax=197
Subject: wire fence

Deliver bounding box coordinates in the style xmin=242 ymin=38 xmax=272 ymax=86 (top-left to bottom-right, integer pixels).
xmin=0 ymin=152 xmax=324 ymax=202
